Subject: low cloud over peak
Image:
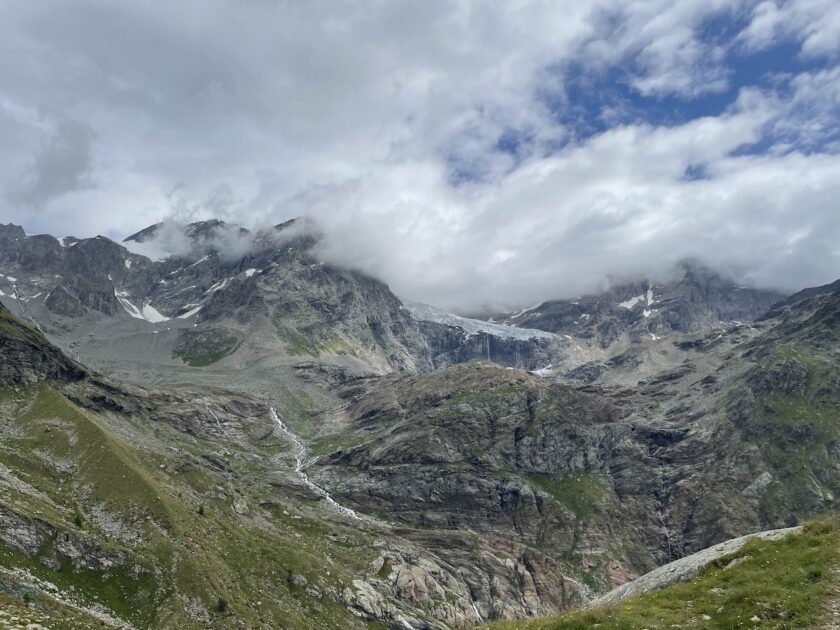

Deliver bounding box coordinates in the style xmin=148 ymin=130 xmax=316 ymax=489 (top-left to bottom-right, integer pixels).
xmin=1 ymin=1 xmax=838 ymax=311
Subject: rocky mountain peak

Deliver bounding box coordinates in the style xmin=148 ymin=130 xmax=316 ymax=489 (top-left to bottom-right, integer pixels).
xmin=0 ymin=223 xmax=26 ymax=242
xmin=495 ymin=259 xmax=786 ymax=349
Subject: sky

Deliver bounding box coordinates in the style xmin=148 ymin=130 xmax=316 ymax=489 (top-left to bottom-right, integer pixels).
xmin=1 ymin=0 xmax=839 ymax=311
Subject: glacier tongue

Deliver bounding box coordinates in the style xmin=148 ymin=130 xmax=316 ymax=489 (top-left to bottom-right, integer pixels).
xmin=402 ymin=302 xmax=555 ymax=341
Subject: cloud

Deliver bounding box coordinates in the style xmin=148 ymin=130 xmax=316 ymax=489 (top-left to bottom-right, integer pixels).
xmin=123 ymin=211 xmax=312 ymax=264
xmin=8 ymin=119 xmax=96 ymax=208
xmin=0 ymin=1 xmax=838 ymax=311
xmin=739 ymin=0 xmax=840 ymax=58
xmin=302 ymin=78 xmax=840 ymax=311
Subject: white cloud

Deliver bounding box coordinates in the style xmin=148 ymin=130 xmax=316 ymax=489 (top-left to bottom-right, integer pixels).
xmin=581 ymin=0 xmax=747 ymax=98
xmin=307 ymin=83 xmax=840 ymax=311
xmin=739 ymin=0 xmax=840 ymax=58
xmin=0 ymin=1 xmax=838 ymax=310
xmin=7 ymin=119 xmax=97 ymax=208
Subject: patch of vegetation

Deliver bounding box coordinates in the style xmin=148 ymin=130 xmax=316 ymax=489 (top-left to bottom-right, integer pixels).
xmin=480 ymin=518 xmax=840 ymax=629
xmin=0 ymin=544 xmax=159 ymax=627
xmin=274 ymin=323 xmax=354 ymax=358
xmin=0 ymin=589 xmax=105 ymax=629
xmin=16 ymin=384 xmax=174 ymax=523
xmin=310 ymin=431 xmax=375 ymax=457
xmin=528 ymin=473 xmax=609 ymax=521
xmin=744 ymin=347 xmax=840 ymax=518
xmin=172 ymin=328 xmax=241 ymax=366
xmin=282 ymin=327 xmax=320 ymax=356
xmin=377 ymin=557 xmax=392 ymax=580
xmin=0 ymin=303 xmax=40 ymax=342
xmin=446 ymin=385 xmax=528 ymax=407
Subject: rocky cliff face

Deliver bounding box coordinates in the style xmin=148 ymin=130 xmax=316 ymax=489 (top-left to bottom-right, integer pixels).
xmin=309 ymin=280 xmax=840 ymax=619
xmin=0 ymin=303 xmax=85 ymax=385
xmin=496 ymin=261 xmax=785 ymax=349
xmin=418 ymin=320 xmax=564 ymax=371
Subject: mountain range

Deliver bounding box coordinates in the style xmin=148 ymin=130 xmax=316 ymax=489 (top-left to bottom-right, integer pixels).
xmin=0 ymin=218 xmax=838 ymax=629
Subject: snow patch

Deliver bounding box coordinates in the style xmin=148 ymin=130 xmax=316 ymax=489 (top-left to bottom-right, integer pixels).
xmin=509 ymin=301 xmax=543 ymax=321
xmin=244 ymin=268 xmax=258 ymax=278
xmin=115 ymin=290 xmax=170 ymax=323
xmin=141 ymin=303 xmax=169 ymax=323
xmin=115 ymin=291 xmax=144 ymax=320
xmin=620 ymin=288 xmax=657 ymax=317
xmin=171 ymin=285 xmax=197 ymax=296
xmin=531 ymin=365 xmax=554 ymax=377
xmin=178 ymin=305 xmax=202 ymax=319
xmin=124 ymin=259 xmax=132 ymax=269
xmin=206 ymin=278 xmax=230 ymax=293
xmin=618 ymin=294 xmax=644 ymax=309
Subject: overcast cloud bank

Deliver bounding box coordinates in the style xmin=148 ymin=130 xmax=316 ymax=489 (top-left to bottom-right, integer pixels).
xmin=1 ymin=1 xmax=839 ymax=311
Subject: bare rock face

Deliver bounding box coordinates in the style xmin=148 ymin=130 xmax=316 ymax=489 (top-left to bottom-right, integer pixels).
xmin=495 ymin=260 xmax=785 ymax=348
xmin=0 ymin=303 xmax=86 ymax=385
xmin=44 ymin=285 xmax=84 ymax=317
xmin=310 ymin=278 xmax=840 ymax=620
xmin=418 ymin=320 xmax=562 ymax=371
xmin=0 ymin=505 xmax=134 ymax=573
xmin=0 ymin=223 xmax=26 ymax=242
xmin=342 ymin=532 xmax=586 ymax=627
xmin=312 ymin=363 xmax=659 ymax=600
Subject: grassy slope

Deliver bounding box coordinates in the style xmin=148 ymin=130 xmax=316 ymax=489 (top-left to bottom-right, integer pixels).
xmin=480 ymin=518 xmax=840 ymax=629
xmin=739 ymin=339 xmax=840 ymax=522
xmin=0 ymin=383 xmax=383 ymax=629
xmin=0 ymin=590 xmax=107 ymax=630
xmin=0 ymin=303 xmax=39 ymax=342
xmin=172 ymin=328 xmax=242 ymax=366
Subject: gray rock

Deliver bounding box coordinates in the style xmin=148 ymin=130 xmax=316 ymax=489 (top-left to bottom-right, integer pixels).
xmin=588 ymin=526 xmax=801 ymax=607
xmin=0 ymin=303 xmax=86 ymax=385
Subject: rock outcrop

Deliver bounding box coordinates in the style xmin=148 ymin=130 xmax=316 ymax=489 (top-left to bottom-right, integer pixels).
xmin=0 ymin=303 xmax=85 ymax=385
xmin=589 ymin=526 xmax=801 ymax=606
